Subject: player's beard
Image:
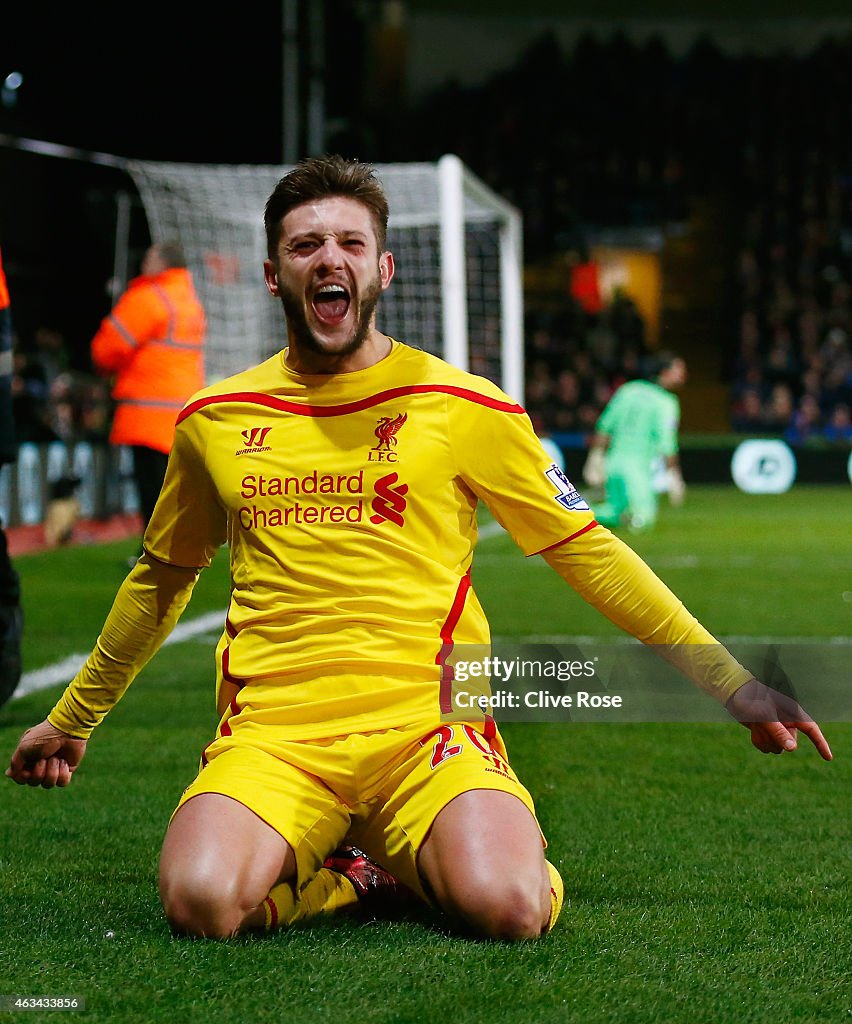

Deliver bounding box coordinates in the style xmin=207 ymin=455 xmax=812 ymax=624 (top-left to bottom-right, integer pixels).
xmin=278 ymin=269 xmax=383 ymax=361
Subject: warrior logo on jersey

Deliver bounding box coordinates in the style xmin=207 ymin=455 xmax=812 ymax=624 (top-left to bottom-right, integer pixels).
xmin=236 ymin=426 xmax=272 ymax=455
xmin=370 ymin=472 xmax=408 ymax=527
xmin=368 ymin=412 xmax=407 ymax=462
xmin=545 ymin=463 xmax=590 ymax=511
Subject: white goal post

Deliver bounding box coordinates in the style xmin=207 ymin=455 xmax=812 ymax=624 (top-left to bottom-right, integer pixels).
xmin=125 ymin=155 xmax=525 ymax=401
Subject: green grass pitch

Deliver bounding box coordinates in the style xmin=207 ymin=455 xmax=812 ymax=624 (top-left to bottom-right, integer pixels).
xmin=0 ymin=484 xmax=849 ymax=1024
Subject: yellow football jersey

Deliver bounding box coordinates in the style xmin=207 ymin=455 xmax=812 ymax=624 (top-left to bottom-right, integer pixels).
xmin=48 ymin=340 xmax=750 ymax=741
xmin=141 ymin=340 xmax=598 ymax=737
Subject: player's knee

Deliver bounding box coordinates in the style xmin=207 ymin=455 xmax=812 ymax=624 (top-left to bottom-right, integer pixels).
xmin=450 ymin=875 xmax=549 ymax=941
xmin=160 ymin=872 xmax=244 ymax=940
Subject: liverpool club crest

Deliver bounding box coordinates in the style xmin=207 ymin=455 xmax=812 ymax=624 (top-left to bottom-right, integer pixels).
xmin=369 ymin=412 xmax=408 ymax=462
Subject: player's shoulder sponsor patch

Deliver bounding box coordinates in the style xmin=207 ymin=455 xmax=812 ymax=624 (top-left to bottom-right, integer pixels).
xmin=545 ymin=462 xmax=590 ymax=511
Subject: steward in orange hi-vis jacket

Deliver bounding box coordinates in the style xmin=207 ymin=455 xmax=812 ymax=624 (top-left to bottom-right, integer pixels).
xmin=92 ymin=241 xmax=206 ymax=454
xmin=91 ymin=240 xmax=206 ymax=539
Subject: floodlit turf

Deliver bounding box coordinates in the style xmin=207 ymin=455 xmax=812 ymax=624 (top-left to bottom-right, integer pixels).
xmin=0 ymin=484 xmax=849 ymax=1023
xmin=478 ymin=482 xmax=852 ymax=640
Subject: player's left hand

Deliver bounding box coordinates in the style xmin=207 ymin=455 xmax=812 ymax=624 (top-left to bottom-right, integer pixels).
xmin=668 ymin=471 xmax=686 ymax=506
xmin=582 ymin=448 xmax=606 ymax=488
xmin=725 ymin=678 xmax=833 ymax=761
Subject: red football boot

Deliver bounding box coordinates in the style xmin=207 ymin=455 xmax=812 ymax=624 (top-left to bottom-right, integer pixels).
xmin=323 ymin=845 xmax=417 ymax=916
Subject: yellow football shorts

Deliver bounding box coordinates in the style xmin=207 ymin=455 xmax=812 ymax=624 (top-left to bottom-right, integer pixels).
xmin=173 ymin=718 xmax=542 ymax=902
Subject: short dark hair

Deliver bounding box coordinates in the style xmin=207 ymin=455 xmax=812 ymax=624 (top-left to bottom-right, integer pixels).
xmin=643 ymin=350 xmax=682 ymax=380
xmin=150 ymin=240 xmax=187 ymax=269
xmin=264 ymin=155 xmax=390 ymax=257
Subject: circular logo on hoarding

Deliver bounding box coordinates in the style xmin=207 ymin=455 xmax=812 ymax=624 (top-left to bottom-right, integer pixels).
xmin=731 ymin=440 xmax=797 ymax=494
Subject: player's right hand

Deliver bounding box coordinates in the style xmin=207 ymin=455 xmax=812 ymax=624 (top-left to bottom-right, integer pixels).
xmin=5 ymin=719 xmax=87 ymax=788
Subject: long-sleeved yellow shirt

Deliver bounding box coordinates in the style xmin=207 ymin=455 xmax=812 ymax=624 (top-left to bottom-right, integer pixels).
xmin=49 ymin=341 xmax=749 ymax=740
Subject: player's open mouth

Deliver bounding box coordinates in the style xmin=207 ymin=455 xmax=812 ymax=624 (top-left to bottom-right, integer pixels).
xmin=312 ymin=284 xmax=351 ymax=326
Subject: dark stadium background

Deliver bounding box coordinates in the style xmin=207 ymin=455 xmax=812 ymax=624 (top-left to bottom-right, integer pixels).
xmin=1 ymin=10 xmax=850 ymax=1021
xmin=2 ymin=1 xmax=851 ymax=480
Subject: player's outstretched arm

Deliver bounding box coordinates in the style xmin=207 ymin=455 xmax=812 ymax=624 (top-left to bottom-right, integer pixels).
xmin=5 ymin=719 xmax=87 ymax=788
xmin=541 ymin=527 xmax=834 ymax=763
xmin=725 ymin=678 xmax=833 ymax=761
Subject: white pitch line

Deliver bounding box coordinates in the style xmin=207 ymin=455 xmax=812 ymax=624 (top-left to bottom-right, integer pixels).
xmin=14 ymin=516 xmax=846 ymax=702
xmin=12 ymin=524 xmax=509 ymax=702
xmin=19 ymin=615 xmax=847 ymax=700
xmin=13 ymin=610 xmax=225 ymax=700
xmin=492 ymin=634 xmax=852 ymax=645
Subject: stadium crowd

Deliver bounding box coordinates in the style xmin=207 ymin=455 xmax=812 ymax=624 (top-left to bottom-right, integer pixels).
xmin=522 ymin=290 xmax=649 ymax=442
xmin=387 ymin=29 xmax=852 ymax=444
xmin=11 ymin=328 xmax=110 ymax=447
xmin=5 ymin=29 xmax=852 ymax=448
xmin=729 ymin=153 xmax=852 ymax=444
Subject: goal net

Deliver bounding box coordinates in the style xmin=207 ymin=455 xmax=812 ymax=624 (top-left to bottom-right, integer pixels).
xmin=125 ymin=155 xmax=524 ymax=400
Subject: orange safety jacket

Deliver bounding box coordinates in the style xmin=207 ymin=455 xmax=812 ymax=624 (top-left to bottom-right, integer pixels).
xmin=91 ymin=267 xmax=206 ymax=455
xmin=0 ymin=247 xmax=10 ymax=310
xmin=0 ymin=245 xmax=16 ymax=465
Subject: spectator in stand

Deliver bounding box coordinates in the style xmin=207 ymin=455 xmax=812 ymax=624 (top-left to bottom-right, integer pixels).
xmin=762 ymin=383 xmax=795 ymax=434
xmin=551 ymin=369 xmax=582 ymax=434
xmin=32 ymin=326 xmax=69 ymax=390
xmin=824 ymin=403 xmax=852 ymax=443
xmin=11 ymin=350 xmax=56 ymax=444
xmin=524 ymin=359 xmax=557 ymax=430
xmin=77 ymin=377 xmax=111 ymax=444
xmin=730 ymin=387 xmax=766 ymax=433
xmin=91 ymin=240 xmax=206 ymax=549
xmin=764 ymin=328 xmax=800 ymax=390
xmin=46 ymin=374 xmax=77 ymax=443
xmin=785 ymin=393 xmax=822 ymax=446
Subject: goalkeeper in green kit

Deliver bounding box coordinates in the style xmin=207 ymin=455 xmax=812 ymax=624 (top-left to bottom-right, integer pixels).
xmin=583 ymin=353 xmax=687 ymax=532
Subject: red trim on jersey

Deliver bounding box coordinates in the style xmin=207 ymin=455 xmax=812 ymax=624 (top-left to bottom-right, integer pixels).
xmin=264 ymin=895 xmax=278 ymax=930
xmin=436 ymin=568 xmax=473 ymax=714
xmin=531 ymin=520 xmax=599 ymax=555
xmin=218 ymin=696 xmax=240 ymax=739
xmin=220 ymin=643 xmax=235 ymax=682
xmin=200 ymin=689 xmax=242 ymax=766
xmin=176 ymin=384 xmax=525 ymax=424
